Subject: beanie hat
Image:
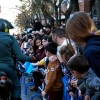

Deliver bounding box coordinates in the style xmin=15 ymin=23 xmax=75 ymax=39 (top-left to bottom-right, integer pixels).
xmin=44 ymin=42 xmax=57 ymax=55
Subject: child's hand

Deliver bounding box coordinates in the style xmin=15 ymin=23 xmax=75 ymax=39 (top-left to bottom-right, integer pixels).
xmin=32 ymin=67 xmax=38 ymax=72
xmin=78 ymin=90 xmax=82 ymax=97
xmin=69 ymin=92 xmax=75 ymax=98
xmin=41 ymin=91 xmax=46 ymax=97
xmin=71 ymin=79 xmax=78 ymax=88
xmin=32 ymin=63 xmax=38 ymax=66
xmin=23 ymin=52 xmax=27 ymax=54
xmin=85 ymin=95 xmax=90 ymax=100
xmin=39 ymin=45 xmax=43 ymax=49
xmin=29 ymin=53 xmax=32 ymax=57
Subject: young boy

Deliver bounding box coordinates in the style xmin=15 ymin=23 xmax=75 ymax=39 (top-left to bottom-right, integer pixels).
xmin=67 ymin=55 xmax=100 ymax=100
xmin=42 ymin=42 xmax=63 ymax=100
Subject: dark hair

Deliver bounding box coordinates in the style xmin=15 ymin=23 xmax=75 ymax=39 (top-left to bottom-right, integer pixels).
xmin=27 ymin=34 xmax=33 ymax=39
xmin=60 ymin=44 xmax=75 ymax=61
xmin=42 ymin=35 xmax=48 ymax=40
xmin=44 ymin=42 xmax=57 ymax=55
xmin=46 ymin=24 xmax=52 ymax=29
xmin=68 ymin=55 xmax=90 ymax=73
xmin=33 ymin=35 xmax=42 ymax=56
xmin=52 ymin=28 xmax=66 ymax=38
xmin=42 ymin=29 xmax=47 ymax=34
xmin=47 ymin=35 xmax=53 ymax=42
xmin=34 ymin=34 xmax=40 ymax=38
xmin=35 ymin=18 xmax=39 ymax=21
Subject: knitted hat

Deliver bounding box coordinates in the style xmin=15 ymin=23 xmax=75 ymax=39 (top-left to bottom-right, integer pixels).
xmin=44 ymin=42 xmax=57 ymax=55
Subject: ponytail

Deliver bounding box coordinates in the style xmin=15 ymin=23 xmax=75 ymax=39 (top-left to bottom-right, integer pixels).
xmin=67 ymin=43 xmax=75 ymax=55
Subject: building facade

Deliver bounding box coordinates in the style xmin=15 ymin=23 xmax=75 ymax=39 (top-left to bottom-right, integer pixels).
xmin=79 ymin=0 xmax=91 ymax=12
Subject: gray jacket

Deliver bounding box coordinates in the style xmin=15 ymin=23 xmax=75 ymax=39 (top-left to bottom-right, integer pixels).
xmin=83 ymin=68 xmax=100 ymax=96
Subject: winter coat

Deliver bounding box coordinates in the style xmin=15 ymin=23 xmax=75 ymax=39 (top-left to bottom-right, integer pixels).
xmin=0 ymin=32 xmax=32 ymax=69
xmin=83 ymin=68 xmax=100 ymax=98
xmin=84 ymin=36 xmax=100 ymax=78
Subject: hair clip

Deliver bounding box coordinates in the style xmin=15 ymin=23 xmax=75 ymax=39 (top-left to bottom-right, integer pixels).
xmin=92 ymin=32 xmax=94 ymax=35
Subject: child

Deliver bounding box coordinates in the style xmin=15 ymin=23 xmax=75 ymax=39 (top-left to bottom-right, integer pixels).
xmin=59 ymin=44 xmax=76 ymax=100
xmin=42 ymin=42 xmax=63 ymax=100
xmin=68 ymin=55 xmax=100 ymax=100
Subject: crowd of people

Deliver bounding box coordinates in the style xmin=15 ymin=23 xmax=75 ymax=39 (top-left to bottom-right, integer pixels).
xmin=0 ymin=11 xmax=100 ymax=100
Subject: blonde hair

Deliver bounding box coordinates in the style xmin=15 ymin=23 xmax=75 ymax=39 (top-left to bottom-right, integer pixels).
xmin=66 ymin=12 xmax=100 ymax=43
xmin=59 ymin=44 xmax=75 ymax=61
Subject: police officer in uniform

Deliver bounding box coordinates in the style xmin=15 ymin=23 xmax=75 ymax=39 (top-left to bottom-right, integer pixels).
xmin=0 ymin=18 xmax=33 ymax=100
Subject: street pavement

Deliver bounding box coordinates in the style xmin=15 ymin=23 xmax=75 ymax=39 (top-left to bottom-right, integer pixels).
xmin=21 ymin=76 xmax=42 ymax=100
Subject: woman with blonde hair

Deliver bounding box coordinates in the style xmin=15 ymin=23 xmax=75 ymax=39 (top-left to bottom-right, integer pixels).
xmin=66 ymin=11 xmax=100 ymax=78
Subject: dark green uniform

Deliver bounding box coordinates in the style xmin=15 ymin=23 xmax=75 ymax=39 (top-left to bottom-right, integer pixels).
xmin=0 ymin=32 xmax=32 ymax=99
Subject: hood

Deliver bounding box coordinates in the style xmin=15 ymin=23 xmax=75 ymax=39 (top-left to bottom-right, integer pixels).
xmin=85 ymin=36 xmax=100 ymax=54
xmin=84 ymin=36 xmax=100 ymax=78
xmin=83 ymin=68 xmax=95 ymax=80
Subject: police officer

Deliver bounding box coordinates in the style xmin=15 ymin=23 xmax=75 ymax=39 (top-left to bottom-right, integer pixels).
xmin=0 ymin=19 xmax=33 ymax=100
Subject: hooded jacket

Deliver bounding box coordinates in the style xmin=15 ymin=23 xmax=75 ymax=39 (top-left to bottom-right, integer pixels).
xmin=44 ymin=59 xmax=63 ymax=93
xmin=84 ymin=36 xmax=100 ymax=78
xmin=83 ymin=68 xmax=100 ymax=96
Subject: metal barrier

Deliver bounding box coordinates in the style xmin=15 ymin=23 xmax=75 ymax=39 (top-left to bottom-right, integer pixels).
xmin=24 ymin=81 xmax=34 ymax=95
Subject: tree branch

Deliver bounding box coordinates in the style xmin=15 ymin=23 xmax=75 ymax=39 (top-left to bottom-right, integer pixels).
xmin=49 ymin=0 xmax=56 ymax=7
xmin=58 ymin=0 xmax=63 ymax=7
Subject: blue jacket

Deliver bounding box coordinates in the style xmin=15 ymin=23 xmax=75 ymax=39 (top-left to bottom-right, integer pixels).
xmin=84 ymin=36 xmax=100 ymax=78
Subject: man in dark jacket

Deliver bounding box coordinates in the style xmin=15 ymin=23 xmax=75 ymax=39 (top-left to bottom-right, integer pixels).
xmin=33 ymin=18 xmax=43 ymax=31
xmin=45 ymin=24 xmax=52 ymax=35
xmin=0 ymin=19 xmax=33 ymax=100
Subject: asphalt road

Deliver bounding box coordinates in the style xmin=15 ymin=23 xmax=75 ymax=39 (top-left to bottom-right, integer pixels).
xmin=21 ymin=76 xmax=42 ymax=100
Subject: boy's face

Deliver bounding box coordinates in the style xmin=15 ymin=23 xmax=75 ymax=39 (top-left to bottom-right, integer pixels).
xmin=71 ymin=70 xmax=82 ymax=79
